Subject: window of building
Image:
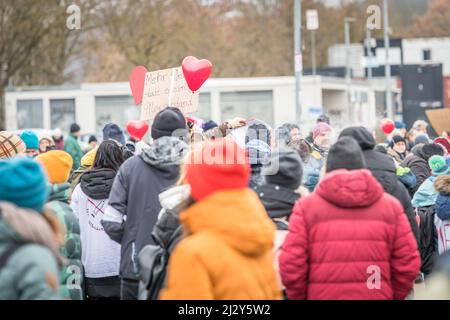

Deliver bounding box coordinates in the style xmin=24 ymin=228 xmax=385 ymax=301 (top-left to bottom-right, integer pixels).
xmin=423 ymin=49 xmax=432 ymax=61
xmin=50 ymin=99 xmax=76 ymax=133
xmin=194 ymin=93 xmax=212 ymax=120
xmin=16 ymin=99 xmax=44 ymax=129
xmin=95 ymin=95 xmax=139 ymax=136
xmin=220 ymin=91 xmax=274 ymax=127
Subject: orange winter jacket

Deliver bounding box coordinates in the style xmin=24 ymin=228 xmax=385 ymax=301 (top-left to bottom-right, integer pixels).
xmin=160 ymin=188 xmax=282 ymax=300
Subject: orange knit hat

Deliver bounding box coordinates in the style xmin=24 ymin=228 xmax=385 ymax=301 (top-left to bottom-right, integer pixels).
xmin=36 ymin=150 xmax=73 ymax=184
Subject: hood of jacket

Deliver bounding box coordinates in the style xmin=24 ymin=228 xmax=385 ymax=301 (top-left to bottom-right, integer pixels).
xmin=412 ymin=177 xmax=438 ymax=208
xmin=362 ymin=149 xmax=400 ymax=195
xmin=435 ymin=175 xmax=450 ymax=220
xmin=180 ymin=188 xmax=275 ymax=257
xmin=80 ymin=168 xmax=117 ymax=200
xmin=0 ymin=202 xmax=63 ymax=265
xmin=255 ymin=184 xmax=300 ymax=219
xmin=140 ymin=136 xmax=188 ymax=171
xmin=152 ymin=185 xmax=190 ymax=250
xmin=47 ymin=183 xmax=70 ymax=203
xmin=316 ymin=169 xmax=384 ymax=208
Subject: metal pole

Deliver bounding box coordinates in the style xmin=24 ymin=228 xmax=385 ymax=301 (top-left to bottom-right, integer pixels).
xmin=384 ymin=0 xmax=393 ymax=119
xmin=365 ymin=27 xmax=373 ymax=81
xmin=311 ymin=30 xmax=316 ymax=77
xmin=294 ymin=0 xmax=302 ymax=126
xmin=344 ymin=17 xmax=353 ymax=124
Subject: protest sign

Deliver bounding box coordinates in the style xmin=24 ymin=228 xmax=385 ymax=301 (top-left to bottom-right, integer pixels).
xmin=140 ymin=66 xmax=199 ymax=121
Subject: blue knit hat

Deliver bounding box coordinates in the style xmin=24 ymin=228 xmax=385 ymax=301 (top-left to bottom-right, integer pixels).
xmin=20 ymin=131 xmax=39 ymax=150
xmin=395 ymin=121 xmax=406 ymax=129
xmin=0 ymin=157 xmax=48 ymax=212
xmin=103 ymin=123 xmax=125 ymax=146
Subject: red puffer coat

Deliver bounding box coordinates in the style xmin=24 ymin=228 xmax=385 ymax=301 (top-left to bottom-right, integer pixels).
xmin=279 ymin=169 xmax=420 ymax=300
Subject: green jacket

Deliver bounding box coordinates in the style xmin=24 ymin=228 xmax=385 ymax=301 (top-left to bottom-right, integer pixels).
xmin=47 ymin=183 xmax=84 ymax=300
xmin=64 ymin=134 xmax=83 ymax=170
xmin=0 ymin=204 xmax=61 ymax=300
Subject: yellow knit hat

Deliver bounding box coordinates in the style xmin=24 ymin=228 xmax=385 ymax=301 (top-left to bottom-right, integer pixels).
xmin=36 ymin=150 xmax=73 ymax=184
xmin=81 ymin=147 xmax=98 ymax=167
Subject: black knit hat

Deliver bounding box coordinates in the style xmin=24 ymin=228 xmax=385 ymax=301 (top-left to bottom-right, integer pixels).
xmin=326 ymin=137 xmax=366 ymax=173
xmin=151 ymin=107 xmax=187 ymax=140
xmin=421 ymin=143 xmax=445 ymax=161
xmin=392 ymin=135 xmax=405 ymax=144
xmin=70 ymin=123 xmax=81 ymax=134
xmin=339 ymin=126 xmax=375 ymax=151
xmin=262 ymin=147 xmax=303 ymax=190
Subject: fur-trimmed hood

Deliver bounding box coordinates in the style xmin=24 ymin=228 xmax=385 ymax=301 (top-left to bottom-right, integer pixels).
xmin=435 ymin=175 xmax=450 ymax=194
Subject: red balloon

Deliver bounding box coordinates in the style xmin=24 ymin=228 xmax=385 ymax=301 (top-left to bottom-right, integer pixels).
xmin=380 ymin=118 xmax=395 ymax=134
xmin=129 ymin=66 xmax=148 ymax=105
xmin=126 ymin=120 xmax=149 ymax=141
xmin=182 ymin=56 xmax=213 ymax=92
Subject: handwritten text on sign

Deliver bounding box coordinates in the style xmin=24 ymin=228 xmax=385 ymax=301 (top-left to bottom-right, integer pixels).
xmin=140 ymin=67 xmax=199 ymax=120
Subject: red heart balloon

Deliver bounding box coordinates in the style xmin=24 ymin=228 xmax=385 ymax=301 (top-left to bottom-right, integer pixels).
xmin=182 ymin=56 xmax=213 ymax=92
xmin=381 ymin=118 xmax=395 ymax=134
xmin=129 ymin=66 xmax=148 ymax=105
xmin=126 ymin=120 xmax=149 ymax=141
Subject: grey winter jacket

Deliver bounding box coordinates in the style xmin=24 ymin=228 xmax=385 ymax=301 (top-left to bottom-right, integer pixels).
xmin=101 ymin=136 xmax=188 ymax=280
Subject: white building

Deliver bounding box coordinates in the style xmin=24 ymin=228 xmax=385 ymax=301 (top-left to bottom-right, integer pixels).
xmin=4 ymin=76 xmax=377 ymax=137
xmin=329 ymin=37 xmax=450 ymax=76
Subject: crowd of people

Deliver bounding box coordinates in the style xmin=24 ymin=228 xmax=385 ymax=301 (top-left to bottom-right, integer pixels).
xmin=0 ymin=106 xmax=449 ymax=300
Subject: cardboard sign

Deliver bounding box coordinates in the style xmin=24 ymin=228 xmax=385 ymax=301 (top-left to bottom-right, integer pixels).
xmin=425 ymin=108 xmax=450 ymax=136
xmin=140 ymin=67 xmax=199 ymax=121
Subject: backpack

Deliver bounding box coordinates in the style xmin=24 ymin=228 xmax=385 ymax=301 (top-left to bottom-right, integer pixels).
xmin=137 ymin=244 xmax=169 ymax=300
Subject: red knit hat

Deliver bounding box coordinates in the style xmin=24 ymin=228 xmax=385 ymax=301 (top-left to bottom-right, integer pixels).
xmin=185 ymin=138 xmax=250 ymax=201
xmin=434 ymin=138 xmax=450 ymax=154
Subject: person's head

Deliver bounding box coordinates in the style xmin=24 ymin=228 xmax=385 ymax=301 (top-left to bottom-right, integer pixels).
xmin=0 ymin=157 xmax=48 ymax=212
xmin=276 ymin=123 xmax=300 ymax=146
xmin=317 ymin=114 xmax=330 ymax=125
xmin=202 ymin=120 xmax=218 ymax=133
xmin=93 ymin=140 xmax=125 ymax=172
xmin=88 ymin=135 xmax=98 ymax=148
xmin=395 ymin=121 xmax=407 ymax=136
xmin=415 ymin=134 xmax=430 ymax=146
xmin=374 ymin=143 xmax=388 ymax=154
xmin=52 ymin=128 xmax=62 ymax=140
xmin=245 ymin=121 xmax=272 ymax=146
xmin=39 ymin=137 xmax=55 ymax=154
xmin=326 ymin=137 xmax=366 ymax=173
xmin=288 ymin=139 xmax=311 ymax=163
xmin=0 ymin=131 xmax=26 ymax=159
xmin=262 ymin=148 xmax=303 ymax=190
xmin=429 ymin=155 xmax=450 ymax=176
xmin=185 ymin=138 xmax=249 ymax=201
xmin=81 ymin=147 xmax=97 ymax=168
xmin=35 ymin=150 xmax=73 ymax=185
xmin=412 ymin=120 xmax=429 ymax=135
xmin=70 ymin=123 xmax=81 ymax=137
xmin=20 ymin=131 xmax=39 ymax=157
xmin=339 ymin=126 xmax=376 ymax=151
xmin=103 ymin=123 xmax=125 ymax=146
xmin=434 ymin=138 xmax=450 ymax=156
xmin=392 ymin=135 xmax=406 ymax=154
xmin=422 ymin=143 xmax=445 ymax=161
xmin=151 ymin=106 xmax=188 ymax=141
xmin=313 ymin=122 xmax=332 ymax=150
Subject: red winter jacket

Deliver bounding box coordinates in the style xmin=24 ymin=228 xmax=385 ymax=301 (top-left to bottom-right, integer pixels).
xmin=279 ymin=169 xmax=420 ymax=300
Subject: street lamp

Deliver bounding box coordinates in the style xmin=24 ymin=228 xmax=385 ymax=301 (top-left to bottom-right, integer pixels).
xmin=294 ymin=0 xmax=302 ymax=126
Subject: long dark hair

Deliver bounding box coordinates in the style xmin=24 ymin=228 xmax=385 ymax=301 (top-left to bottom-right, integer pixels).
xmin=93 ymin=140 xmax=125 ymax=172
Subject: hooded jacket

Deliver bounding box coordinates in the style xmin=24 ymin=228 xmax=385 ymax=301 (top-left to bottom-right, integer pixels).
xmin=102 ymin=136 xmax=188 ymax=280
xmin=0 ymin=202 xmax=61 ymax=300
xmin=401 ymin=146 xmax=431 ymax=197
xmin=279 ymin=169 xmax=420 ymax=300
xmin=46 ymin=183 xmax=83 ymax=300
xmin=160 ymin=188 xmax=282 ymax=300
xmin=64 ymin=134 xmax=83 ymax=170
xmin=434 ymin=175 xmax=450 ymax=255
xmin=70 ymin=168 xmax=121 ymax=279
xmin=339 ymin=127 xmax=420 ymax=244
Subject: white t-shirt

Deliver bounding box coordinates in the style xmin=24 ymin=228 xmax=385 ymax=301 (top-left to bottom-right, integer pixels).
xmin=71 ymin=184 xmax=121 ymax=278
